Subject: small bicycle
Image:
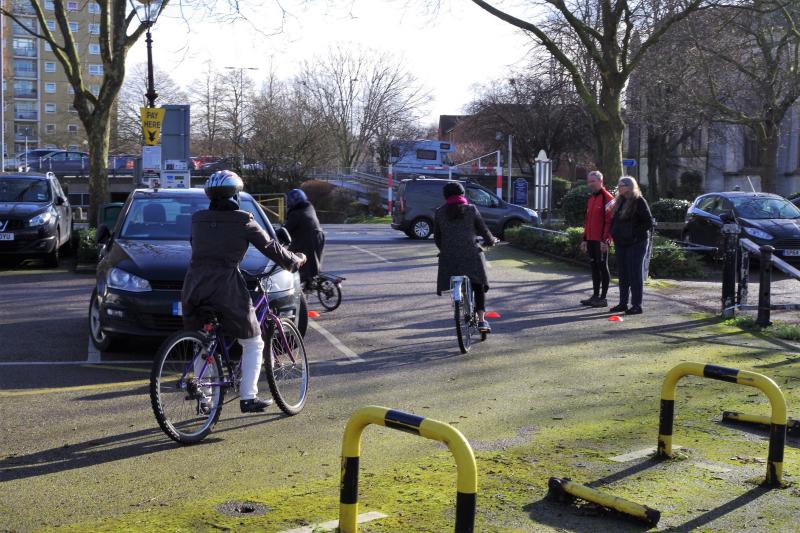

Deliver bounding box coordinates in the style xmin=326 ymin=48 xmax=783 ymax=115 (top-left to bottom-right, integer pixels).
xmin=450 ymin=275 xmax=486 ymax=354
xmin=304 ymin=272 xmax=345 ymax=311
xmin=150 ymin=267 xmax=309 ymax=444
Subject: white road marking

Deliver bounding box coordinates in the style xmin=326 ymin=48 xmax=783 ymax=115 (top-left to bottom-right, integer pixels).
xmin=277 ymin=511 xmax=387 ymax=533
xmin=0 ymin=360 xmax=147 ymax=366
xmin=308 ymin=320 xmax=365 ymax=364
xmin=350 ymin=244 xmax=391 ymax=263
xmin=87 ymin=340 xmax=101 ymax=363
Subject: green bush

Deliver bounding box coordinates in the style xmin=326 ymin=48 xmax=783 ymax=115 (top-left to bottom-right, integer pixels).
xmin=560 ymin=185 xmax=592 ymax=227
xmin=649 ymin=237 xmax=705 ymax=278
xmin=77 ymin=228 xmax=98 ymax=264
xmin=552 ymin=177 xmax=572 ymax=208
xmin=650 ymin=198 xmax=691 ymax=223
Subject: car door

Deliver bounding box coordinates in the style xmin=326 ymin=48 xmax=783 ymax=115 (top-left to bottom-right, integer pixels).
xmin=465 ymin=185 xmax=504 ymax=232
xmin=688 ymin=195 xmax=719 ymax=246
xmin=64 ymin=152 xmax=86 ymax=176
xmin=44 ymin=152 xmax=68 ymax=175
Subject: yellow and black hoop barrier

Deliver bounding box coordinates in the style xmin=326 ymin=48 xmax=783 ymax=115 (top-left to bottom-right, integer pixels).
xmin=547 ymin=477 xmax=661 ymax=525
xmin=722 ymin=411 xmax=800 ymax=435
xmin=657 ymin=362 xmax=788 ymax=486
xmin=339 ymin=406 xmax=477 ymax=533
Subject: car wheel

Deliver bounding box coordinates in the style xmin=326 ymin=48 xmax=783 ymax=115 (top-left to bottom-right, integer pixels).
xmin=45 ymin=233 xmax=60 ymax=267
xmin=410 ymin=217 xmax=433 ymax=239
xmin=89 ymin=289 xmax=118 ymax=351
xmin=297 ymin=291 xmax=309 ymax=337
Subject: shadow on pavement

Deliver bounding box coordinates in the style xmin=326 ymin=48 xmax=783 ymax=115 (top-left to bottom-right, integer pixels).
xmin=662 ymin=485 xmax=770 ymax=532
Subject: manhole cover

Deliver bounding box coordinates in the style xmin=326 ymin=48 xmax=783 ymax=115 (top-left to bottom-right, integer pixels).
xmin=216 ymin=501 xmax=270 ymax=517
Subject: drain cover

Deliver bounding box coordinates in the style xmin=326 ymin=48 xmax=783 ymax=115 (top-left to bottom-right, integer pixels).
xmin=216 ymin=501 xmax=270 ymax=517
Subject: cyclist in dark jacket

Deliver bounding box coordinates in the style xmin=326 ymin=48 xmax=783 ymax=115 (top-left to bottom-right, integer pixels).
xmin=283 ymin=188 xmax=325 ymax=287
xmin=182 ymin=170 xmax=306 ymax=413
xmin=434 ymin=181 xmax=498 ymax=333
xmin=609 ymin=176 xmax=653 ymax=316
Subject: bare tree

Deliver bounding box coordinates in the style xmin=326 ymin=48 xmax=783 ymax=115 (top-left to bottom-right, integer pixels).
xmin=220 ymin=68 xmax=257 ymax=169
xmin=685 ymin=0 xmax=800 ymax=192
xmin=115 ymin=63 xmax=187 ymax=154
xmin=188 ymin=62 xmax=226 ymax=156
xmin=297 ymin=46 xmax=430 ymax=169
xmin=466 ymin=0 xmax=731 ymax=183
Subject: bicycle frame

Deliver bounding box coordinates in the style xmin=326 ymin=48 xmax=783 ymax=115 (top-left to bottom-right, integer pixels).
xmin=450 ymin=276 xmax=474 ymax=316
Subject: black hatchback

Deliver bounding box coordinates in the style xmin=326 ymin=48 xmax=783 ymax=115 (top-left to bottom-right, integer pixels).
xmin=683 ymin=192 xmax=800 ymax=261
xmin=88 ymin=188 xmax=307 ymax=351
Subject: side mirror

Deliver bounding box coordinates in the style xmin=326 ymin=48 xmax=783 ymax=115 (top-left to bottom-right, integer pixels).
xmin=276 ymin=226 xmax=292 ymax=246
xmin=55 ymin=196 xmax=65 ymax=206
xmin=96 ymin=224 xmax=111 ymax=245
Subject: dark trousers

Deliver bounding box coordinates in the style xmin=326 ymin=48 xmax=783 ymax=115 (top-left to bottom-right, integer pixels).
xmin=616 ymin=239 xmax=648 ymax=307
xmin=473 ymin=285 xmax=486 ymax=312
xmin=586 ymin=240 xmax=609 ymax=299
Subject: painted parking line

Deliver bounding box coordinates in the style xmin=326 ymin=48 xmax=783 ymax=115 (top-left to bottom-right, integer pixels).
xmin=307 ymin=320 xmax=365 ymax=365
xmin=350 ymin=244 xmax=391 ymax=263
xmin=0 ymin=360 xmax=147 ymax=366
xmin=277 ymin=511 xmax=387 ymax=533
xmin=0 ymin=377 xmax=149 ymax=398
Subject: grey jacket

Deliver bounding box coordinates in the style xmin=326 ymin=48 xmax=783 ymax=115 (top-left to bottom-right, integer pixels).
xmin=182 ymin=209 xmax=301 ymax=339
xmin=434 ymin=204 xmax=495 ymax=295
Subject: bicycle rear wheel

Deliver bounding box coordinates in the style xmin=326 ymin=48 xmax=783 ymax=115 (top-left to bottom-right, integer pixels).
xmin=455 ymin=282 xmax=472 ymax=354
xmin=317 ymin=279 xmax=342 ymax=311
xmin=265 ymin=318 xmax=309 ymax=415
xmin=150 ymin=331 xmax=225 ymax=444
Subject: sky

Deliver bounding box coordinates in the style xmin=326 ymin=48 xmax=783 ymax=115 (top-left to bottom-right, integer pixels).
xmin=130 ymin=0 xmax=536 ymax=125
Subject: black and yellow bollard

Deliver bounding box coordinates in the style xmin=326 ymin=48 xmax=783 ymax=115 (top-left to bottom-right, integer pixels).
xmin=722 ymin=411 xmax=800 ymax=435
xmin=339 ymin=406 xmax=477 ymax=533
xmin=657 ymin=362 xmax=787 ymax=486
xmin=548 ymin=477 xmax=661 ymax=526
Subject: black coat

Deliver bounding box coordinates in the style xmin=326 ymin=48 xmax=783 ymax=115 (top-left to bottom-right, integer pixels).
xmin=284 ymin=202 xmax=325 ymax=282
xmin=611 ymin=196 xmax=653 ymax=247
xmin=434 ymin=204 xmax=495 ymax=295
xmin=182 ymin=209 xmax=300 ymax=339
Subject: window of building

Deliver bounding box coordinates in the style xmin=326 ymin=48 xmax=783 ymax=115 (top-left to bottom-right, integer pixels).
xmin=14 ymin=124 xmax=37 ymax=139
xmin=743 ymin=127 xmax=761 ymax=168
xmin=45 ymin=0 xmax=55 ymax=10
xmin=45 ymin=82 xmax=57 ymax=93
xmin=68 ymin=22 xmax=78 ymax=32
xmin=89 ymin=43 xmax=100 ymax=55
xmin=67 ymin=1 xmax=78 ymax=10
xmin=12 ymin=18 xmax=36 ymax=36
xmin=45 ymin=103 xmax=57 ymax=113
xmin=13 ymin=80 xmax=36 ymax=99
xmin=46 ymin=124 xmax=56 ymax=134
xmin=88 ymin=64 xmax=103 ymax=76
xmin=44 ymin=42 xmax=52 ymax=52
xmin=14 ymin=101 xmax=37 ymax=120
xmin=88 ymin=23 xmax=100 ymax=35
xmin=44 ymin=61 xmax=56 ymax=73
xmin=68 ymin=86 xmax=75 ymax=95
xmin=68 ymin=124 xmax=79 ymax=134
xmin=89 ymin=85 xmax=100 ymax=96
xmin=13 ymin=59 xmax=36 ymax=77
xmin=88 ymin=2 xmax=101 ymax=14
xmin=12 ymin=38 xmax=36 ymax=58
xmin=46 ymin=20 xmax=56 ymax=31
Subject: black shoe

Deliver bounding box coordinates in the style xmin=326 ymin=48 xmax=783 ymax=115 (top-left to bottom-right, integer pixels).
xmin=625 ymin=305 xmax=643 ymax=315
xmin=589 ymin=298 xmax=607 ymax=308
xmin=580 ymin=296 xmax=599 ymax=306
xmin=240 ymin=397 xmax=274 ymax=413
xmin=478 ymin=320 xmax=491 ymax=333
xmin=609 ymin=303 xmax=628 ymax=313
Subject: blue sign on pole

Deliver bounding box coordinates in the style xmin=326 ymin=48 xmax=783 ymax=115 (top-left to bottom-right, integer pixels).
xmin=622 ymin=159 xmax=637 ymax=167
xmin=513 ymin=178 xmax=528 ymax=206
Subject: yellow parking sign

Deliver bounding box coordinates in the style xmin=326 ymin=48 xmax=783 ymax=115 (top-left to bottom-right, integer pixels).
xmin=140 ymin=107 xmax=165 ymax=145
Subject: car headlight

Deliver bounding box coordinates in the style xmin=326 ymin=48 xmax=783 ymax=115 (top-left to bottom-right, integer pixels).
xmin=524 ymin=208 xmax=538 ymax=219
xmin=268 ymin=268 xmax=296 ymax=293
xmin=107 ymin=267 xmax=151 ymax=292
xmin=28 ymin=209 xmax=54 ymax=227
xmin=743 ymin=227 xmax=774 ymax=240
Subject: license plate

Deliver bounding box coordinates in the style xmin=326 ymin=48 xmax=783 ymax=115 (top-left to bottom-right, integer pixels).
xmin=0 ymin=233 xmax=13 ymax=241
xmin=783 ymin=249 xmax=800 ymax=257
xmin=172 ymin=302 xmax=183 ymax=316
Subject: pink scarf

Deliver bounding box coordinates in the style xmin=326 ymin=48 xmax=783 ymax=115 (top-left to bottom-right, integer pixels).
xmin=445 ymin=195 xmax=468 ymax=205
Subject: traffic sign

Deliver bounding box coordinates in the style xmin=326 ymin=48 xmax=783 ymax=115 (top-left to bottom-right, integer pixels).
xmin=140 ymin=107 xmax=165 ymax=145
xmin=623 ymin=159 xmax=637 ymax=167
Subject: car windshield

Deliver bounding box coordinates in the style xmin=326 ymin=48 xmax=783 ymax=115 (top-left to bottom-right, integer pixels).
xmin=731 ymin=197 xmax=800 ymax=220
xmin=0 ymin=178 xmax=51 ymax=202
xmin=119 ymin=196 xmax=273 ymax=240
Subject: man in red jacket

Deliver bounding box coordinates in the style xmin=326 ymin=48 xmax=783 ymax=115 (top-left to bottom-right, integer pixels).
xmin=579 ymin=170 xmax=614 ymax=307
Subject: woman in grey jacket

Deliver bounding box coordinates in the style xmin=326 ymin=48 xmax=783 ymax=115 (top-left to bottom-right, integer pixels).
xmin=434 ymin=181 xmax=498 ymax=332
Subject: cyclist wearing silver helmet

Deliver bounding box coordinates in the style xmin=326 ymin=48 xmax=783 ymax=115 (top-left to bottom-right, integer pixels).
xmin=182 ymin=170 xmax=306 ymax=413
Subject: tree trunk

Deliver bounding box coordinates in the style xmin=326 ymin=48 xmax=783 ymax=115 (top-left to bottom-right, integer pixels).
xmin=592 ymin=88 xmax=625 ymax=184
xmin=86 ymin=114 xmax=111 ymax=228
xmin=757 ymin=122 xmax=780 ymax=193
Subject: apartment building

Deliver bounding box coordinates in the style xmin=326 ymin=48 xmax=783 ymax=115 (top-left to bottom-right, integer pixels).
xmin=2 ymin=0 xmax=104 ymax=158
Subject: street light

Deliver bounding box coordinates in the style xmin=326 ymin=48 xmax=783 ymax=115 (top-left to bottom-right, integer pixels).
xmin=129 ymin=0 xmax=164 ymax=108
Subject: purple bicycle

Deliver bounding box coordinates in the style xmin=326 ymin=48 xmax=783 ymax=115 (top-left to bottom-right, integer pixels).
xmin=150 ymin=267 xmax=309 ymax=444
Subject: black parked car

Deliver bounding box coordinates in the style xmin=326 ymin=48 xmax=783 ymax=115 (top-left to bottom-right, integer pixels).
xmin=89 ymin=187 xmax=308 ymax=351
xmin=0 ymin=171 xmax=73 ymax=267
xmin=683 ymin=192 xmax=800 ymax=261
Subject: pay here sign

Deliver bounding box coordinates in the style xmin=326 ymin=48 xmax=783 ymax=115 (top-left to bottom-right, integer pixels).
xmin=140 ymin=107 xmax=166 ymax=146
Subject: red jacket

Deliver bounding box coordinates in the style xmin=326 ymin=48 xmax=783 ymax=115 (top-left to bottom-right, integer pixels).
xmin=583 ymin=188 xmax=614 ymax=242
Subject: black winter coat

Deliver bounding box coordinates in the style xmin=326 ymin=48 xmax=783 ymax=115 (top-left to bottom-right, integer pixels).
xmin=283 ymin=202 xmax=325 ymax=283
xmin=610 ymin=196 xmax=653 ymax=247
xmin=182 ymin=209 xmax=300 ymax=339
xmin=434 ymin=204 xmax=495 ymax=295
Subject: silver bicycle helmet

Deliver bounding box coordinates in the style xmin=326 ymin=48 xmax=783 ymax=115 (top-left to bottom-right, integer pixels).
xmin=204 ymin=170 xmax=243 ymax=200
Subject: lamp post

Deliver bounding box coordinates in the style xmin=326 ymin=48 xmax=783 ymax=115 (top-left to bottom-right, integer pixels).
xmin=129 ymin=0 xmax=164 ymax=108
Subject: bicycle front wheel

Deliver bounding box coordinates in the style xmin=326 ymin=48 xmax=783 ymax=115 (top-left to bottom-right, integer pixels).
xmin=455 ymin=283 xmax=472 ymax=354
xmin=150 ymin=331 xmax=225 ymax=444
xmin=317 ymin=279 xmax=342 ymax=311
xmin=265 ymin=318 xmax=309 ymax=415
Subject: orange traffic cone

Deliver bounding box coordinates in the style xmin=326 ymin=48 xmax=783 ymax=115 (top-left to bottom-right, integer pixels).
xmin=308 ymin=310 xmax=320 ymax=318
xmin=608 ymin=315 xmax=623 ymax=322
xmin=485 ymin=311 xmax=501 ymax=319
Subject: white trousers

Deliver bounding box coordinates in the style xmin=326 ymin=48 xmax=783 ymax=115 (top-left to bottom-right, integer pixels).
xmin=238 ymin=334 xmax=265 ymax=400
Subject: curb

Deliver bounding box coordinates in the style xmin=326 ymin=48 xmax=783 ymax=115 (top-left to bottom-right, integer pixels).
xmin=73 ymin=263 xmax=97 ymax=274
